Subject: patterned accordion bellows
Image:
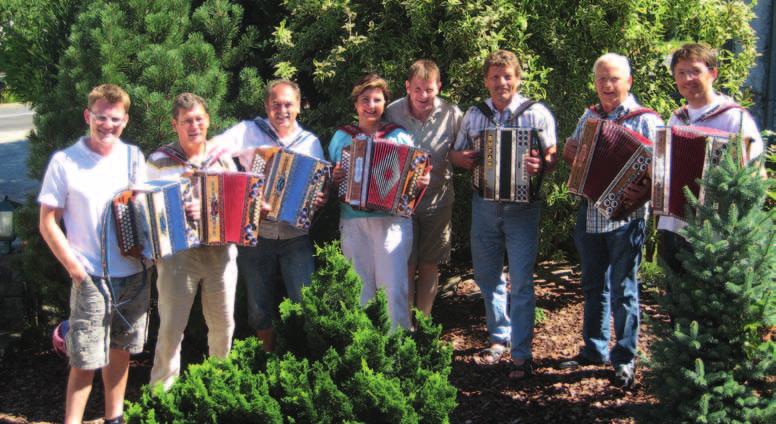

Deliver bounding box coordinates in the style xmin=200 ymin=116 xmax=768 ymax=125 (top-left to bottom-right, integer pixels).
xmin=198 ymin=171 xmax=264 ymax=246
xmin=651 ymin=125 xmax=747 ymax=219
xmin=112 ymin=179 xmax=198 ymax=260
xmin=249 ymin=147 xmax=332 ymax=230
xmin=472 ymin=127 xmax=539 ymax=203
xmin=338 ymin=135 xmax=430 ymax=217
xmin=567 ymin=119 xmax=653 ymax=220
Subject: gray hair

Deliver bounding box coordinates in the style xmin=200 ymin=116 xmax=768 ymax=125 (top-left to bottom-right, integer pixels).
xmin=593 ymin=53 xmax=631 ymax=77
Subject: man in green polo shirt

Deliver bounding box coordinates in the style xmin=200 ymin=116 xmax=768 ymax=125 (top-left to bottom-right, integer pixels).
xmin=385 ymin=59 xmax=463 ymax=317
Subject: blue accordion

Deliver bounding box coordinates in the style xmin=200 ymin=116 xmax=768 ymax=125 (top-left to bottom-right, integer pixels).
xmin=112 ymin=179 xmax=198 ymax=260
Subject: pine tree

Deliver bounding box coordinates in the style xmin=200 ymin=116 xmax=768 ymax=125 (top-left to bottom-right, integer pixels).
xmin=126 ymin=243 xmax=457 ymax=423
xmin=649 ymin=144 xmax=776 ymax=423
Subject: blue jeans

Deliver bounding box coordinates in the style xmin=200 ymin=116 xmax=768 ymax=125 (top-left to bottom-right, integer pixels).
xmin=238 ymin=235 xmax=315 ymax=331
xmin=470 ymin=194 xmax=541 ymax=360
xmin=573 ymin=202 xmax=644 ymax=366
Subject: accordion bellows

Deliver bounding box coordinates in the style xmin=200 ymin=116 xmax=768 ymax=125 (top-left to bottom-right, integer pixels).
xmin=198 ymin=171 xmax=264 ymax=246
xmin=249 ymin=147 xmax=331 ymax=230
xmin=113 ymin=179 xmax=198 ymax=260
xmin=472 ymin=127 xmax=539 ymax=202
xmin=567 ymin=119 xmax=653 ymax=220
xmin=651 ymin=125 xmax=745 ymax=219
xmin=338 ymin=135 xmax=430 ymax=217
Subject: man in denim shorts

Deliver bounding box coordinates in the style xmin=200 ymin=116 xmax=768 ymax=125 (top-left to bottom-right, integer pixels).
xmin=39 ymin=84 xmax=149 ymax=424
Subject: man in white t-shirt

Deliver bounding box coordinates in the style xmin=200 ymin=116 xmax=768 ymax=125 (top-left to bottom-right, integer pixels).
xmin=659 ymin=43 xmax=764 ymax=273
xmin=38 ymin=84 xmax=149 ymax=424
xmin=210 ymin=79 xmax=325 ymax=352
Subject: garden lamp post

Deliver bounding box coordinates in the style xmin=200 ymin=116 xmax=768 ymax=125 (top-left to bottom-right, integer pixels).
xmin=0 ymin=195 xmax=17 ymax=253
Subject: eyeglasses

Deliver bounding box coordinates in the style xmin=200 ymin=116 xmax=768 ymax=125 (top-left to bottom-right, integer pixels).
xmin=89 ymin=110 xmax=125 ymax=125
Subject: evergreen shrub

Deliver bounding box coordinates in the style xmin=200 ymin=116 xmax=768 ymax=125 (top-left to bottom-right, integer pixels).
xmin=648 ymin=145 xmax=776 ymax=422
xmin=125 ymin=243 xmax=456 ymax=423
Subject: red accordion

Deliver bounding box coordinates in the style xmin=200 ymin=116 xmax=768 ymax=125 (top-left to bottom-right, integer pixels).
xmin=651 ymin=125 xmax=748 ymax=219
xmin=567 ymin=119 xmax=653 ymax=220
xmin=197 ymin=171 xmax=264 ymax=246
xmin=338 ymin=134 xmax=430 ymax=217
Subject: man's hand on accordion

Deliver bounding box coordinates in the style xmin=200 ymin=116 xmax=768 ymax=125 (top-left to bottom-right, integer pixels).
xmin=622 ymin=176 xmax=651 ymax=208
xmin=449 ymin=149 xmax=479 ymax=170
xmin=525 ymin=149 xmax=544 ymax=176
xmin=184 ymin=198 xmax=201 ymax=222
xmin=313 ymin=190 xmax=328 ymax=208
xmin=332 ymin=161 xmax=346 ymax=185
xmin=416 ymin=164 xmax=432 ymax=189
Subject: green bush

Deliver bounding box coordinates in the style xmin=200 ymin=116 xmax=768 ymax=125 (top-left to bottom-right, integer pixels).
xmin=126 ymin=243 xmax=457 ymax=423
xmin=647 ymin=145 xmax=776 ymax=422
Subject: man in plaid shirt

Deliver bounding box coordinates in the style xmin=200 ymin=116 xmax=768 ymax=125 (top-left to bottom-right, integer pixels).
xmin=560 ymin=53 xmax=663 ymax=388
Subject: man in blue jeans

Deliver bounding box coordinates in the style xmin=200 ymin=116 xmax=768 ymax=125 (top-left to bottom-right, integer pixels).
xmin=560 ymin=53 xmax=663 ymax=387
xmin=211 ymin=80 xmax=325 ymax=351
xmin=450 ymin=50 xmax=557 ymax=381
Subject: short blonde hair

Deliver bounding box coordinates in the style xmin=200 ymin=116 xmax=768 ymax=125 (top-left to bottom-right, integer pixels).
xmin=483 ymin=50 xmax=522 ymax=79
xmin=350 ymin=74 xmax=392 ymax=104
xmin=87 ymin=84 xmax=131 ymax=112
xmin=407 ymin=59 xmax=441 ymax=83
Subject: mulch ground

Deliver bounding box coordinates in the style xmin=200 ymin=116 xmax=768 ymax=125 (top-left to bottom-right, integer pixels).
xmin=0 ymin=261 xmax=663 ymax=423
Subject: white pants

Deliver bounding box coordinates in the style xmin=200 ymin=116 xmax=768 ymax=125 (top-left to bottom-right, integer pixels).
xmin=341 ymin=216 xmax=413 ymax=329
xmin=149 ymin=245 xmax=238 ymax=390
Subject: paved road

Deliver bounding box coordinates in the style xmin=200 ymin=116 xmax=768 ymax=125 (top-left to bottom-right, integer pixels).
xmin=0 ymin=103 xmax=37 ymax=202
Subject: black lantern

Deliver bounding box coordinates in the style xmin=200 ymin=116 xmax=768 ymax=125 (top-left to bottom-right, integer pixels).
xmin=0 ymin=195 xmax=18 ymax=252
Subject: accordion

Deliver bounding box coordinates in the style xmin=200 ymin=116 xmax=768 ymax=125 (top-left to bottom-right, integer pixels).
xmin=567 ymin=119 xmax=652 ymax=220
xmin=197 ymin=171 xmax=264 ymax=246
xmin=338 ymin=135 xmax=430 ymax=217
xmin=249 ymin=147 xmax=332 ymax=230
xmin=651 ymin=125 xmax=747 ymax=219
xmin=472 ymin=127 xmax=544 ymax=202
xmin=112 ymin=179 xmax=198 ymax=260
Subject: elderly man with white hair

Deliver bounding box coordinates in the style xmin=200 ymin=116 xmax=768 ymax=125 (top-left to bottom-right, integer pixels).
xmin=559 ymin=53 xmax=663 ymax=388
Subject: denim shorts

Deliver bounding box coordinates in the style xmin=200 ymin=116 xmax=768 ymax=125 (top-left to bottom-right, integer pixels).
xmin=67 ymin=271 xmax=150 ymax=370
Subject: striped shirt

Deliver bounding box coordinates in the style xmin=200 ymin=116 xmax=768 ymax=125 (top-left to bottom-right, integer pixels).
xmin=453 ymin=94 xmax=557 ymax=152
xmin=570 ymin=94 xmax=663 ymax=234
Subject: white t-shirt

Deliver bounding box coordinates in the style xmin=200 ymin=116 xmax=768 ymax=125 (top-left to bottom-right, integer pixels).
xmin=659 ymin=95 xmax=764 ymax=234
xmin=38 ymin=137 xmax=147 ymax=277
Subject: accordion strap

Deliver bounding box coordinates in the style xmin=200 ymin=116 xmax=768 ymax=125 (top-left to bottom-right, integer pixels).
xmin=588 ymin=104 xmax=659 ymax=124
xmin=615 ymin=108 xmax=659 ymax=124
xmin=672 ymin=103 xmax=746 ymax=125
xmin=337 ymin=123 xmax=402 ymax=138
xmin=254 ymin=117 xmax=315 ymax=149
xmin=476 ymin=100 xmax=537 ymax=126
xmin=155 ymin=143 xmax=230 ymax=170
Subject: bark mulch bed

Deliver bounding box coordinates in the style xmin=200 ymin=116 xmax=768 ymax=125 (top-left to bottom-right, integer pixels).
xmin=0 ymin=261 xmax=662 ymax=423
